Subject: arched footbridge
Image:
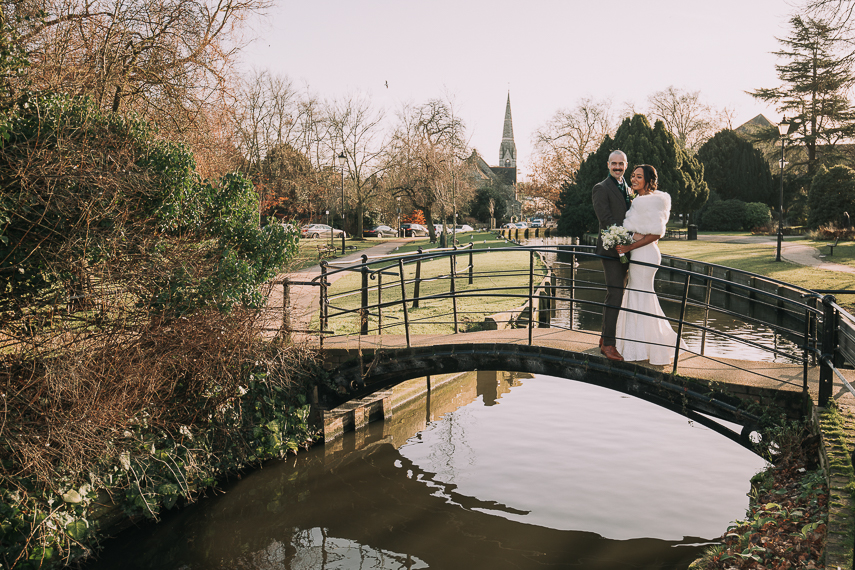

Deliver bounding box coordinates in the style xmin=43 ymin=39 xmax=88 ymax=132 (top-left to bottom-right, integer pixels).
xmin=274 ymin=243 xmax=855 ymax=447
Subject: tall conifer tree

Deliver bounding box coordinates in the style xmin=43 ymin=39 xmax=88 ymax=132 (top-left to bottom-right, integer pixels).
xmin=697 ymin=129 xmax=775 ymax=206
xmin=751 ymin=15 xmax=855 ymax=176
xmin=556 ymin=114 xmax=708 ymax=237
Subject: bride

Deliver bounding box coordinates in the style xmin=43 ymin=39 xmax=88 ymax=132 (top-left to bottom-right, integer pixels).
xmin=615 ymin=164 xmax=688 ymax=365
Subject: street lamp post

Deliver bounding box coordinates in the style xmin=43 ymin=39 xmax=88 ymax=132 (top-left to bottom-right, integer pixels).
xmin=396 ymin=197 xmax=401 ymax=238
xmin=338 ymin=152 xmax=346 ymax=254
xmin=776 ymin=117 xmax=789 ymax=262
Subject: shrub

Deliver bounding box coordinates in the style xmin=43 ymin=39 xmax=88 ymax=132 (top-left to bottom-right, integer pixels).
xmin=743 ymin=202 xmax=772 ymax=231
xmin=808 ymin=164 xmax=855 ymax=228
xmin=699 ymin=199 xmax=747 ymax=231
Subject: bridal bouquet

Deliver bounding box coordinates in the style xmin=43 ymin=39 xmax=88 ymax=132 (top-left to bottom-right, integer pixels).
xmin=600 ymin=224 xmax=633 ymax=263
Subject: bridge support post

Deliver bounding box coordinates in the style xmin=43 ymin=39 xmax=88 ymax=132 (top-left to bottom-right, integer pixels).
xmin=808 ymin=296 xmax=818 ymax=366
xmin=450 ymin=245 xmax=458 ymax=333
xmin=281 ymin=279 xmax=290 ymax=335
xmin=377 ymin=273 xmax=382 ymax=334
xmin=819 ymin=295 xmax=837 ymax=406
xmin=413 ymin=248 xmax=422 ymax=308
xmin=672 ymin=273 xmax=691 ymax=375
xmin=700 ymin=266 xmax=712 ymax=356
xmin=569 ymin=249 xmax=576 ymax=330
xmin=528 ymin=250 xmax=535 ymax=345
xmin=397 ymin=258 xmax=411 ymax=347
xmin=468 ymin=242 xmax=474 ymax=285
xmin=360 ymin=254 xmax=369 ymax=335
xmin=320 ymin=263 xmax=328 ymax=350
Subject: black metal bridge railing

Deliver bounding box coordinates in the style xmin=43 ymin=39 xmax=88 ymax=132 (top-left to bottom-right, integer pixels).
xmin=275 ymin=243 xmax=853 ymax=407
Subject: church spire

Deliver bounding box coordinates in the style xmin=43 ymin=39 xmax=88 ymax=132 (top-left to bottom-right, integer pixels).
xmin=499 ymin=93 xmax=516 ymax=168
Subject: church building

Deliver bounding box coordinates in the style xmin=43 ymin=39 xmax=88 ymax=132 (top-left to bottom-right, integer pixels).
xmin=465 ymin=93 xmax=520 ymax=222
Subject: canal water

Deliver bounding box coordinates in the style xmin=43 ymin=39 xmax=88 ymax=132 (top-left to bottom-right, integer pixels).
xmin=86 ymin=371 xmax=767 ymax=570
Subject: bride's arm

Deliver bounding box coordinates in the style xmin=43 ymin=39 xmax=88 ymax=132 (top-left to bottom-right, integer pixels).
xmin=616 ymin=233 xmax=660 ymax=256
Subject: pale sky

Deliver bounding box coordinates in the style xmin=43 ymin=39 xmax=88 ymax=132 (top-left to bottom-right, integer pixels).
xmin=241 ymin=0 xmax=797 ymax=178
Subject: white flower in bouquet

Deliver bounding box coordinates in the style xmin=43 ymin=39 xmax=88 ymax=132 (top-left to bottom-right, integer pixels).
xmin=600 ymin=224 xmax=633 ymax=263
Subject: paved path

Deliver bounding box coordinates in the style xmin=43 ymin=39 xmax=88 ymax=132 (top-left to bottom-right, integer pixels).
xmin=262 ymin=239 xmax=419 ymax=337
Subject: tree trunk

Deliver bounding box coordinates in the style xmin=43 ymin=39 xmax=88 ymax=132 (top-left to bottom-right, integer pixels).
xmin=423 ymin=204 xmax=434 ymax=241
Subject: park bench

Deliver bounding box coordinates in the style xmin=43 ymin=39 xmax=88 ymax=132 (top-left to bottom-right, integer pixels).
xmin=665 ymin=228 xmax=687 ymax=240
xmin=827 ymin=237 xmax=841 ymax=256
xmin=317 ymin=243 xmax=337 ymax=259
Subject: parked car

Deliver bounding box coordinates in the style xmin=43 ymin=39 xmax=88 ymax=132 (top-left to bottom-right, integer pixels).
xmin=433 ymin=223 xmax=444 ymax=234
xmin=363 ymin=225 xmax=396 ymax=238
xmin=400 ymin=223 xmax=429 ymax=237
xmin=301 ymin=224 xmax=346 ymax=239
xmin=515 ymin=222 xmax=528 ymax=229
xmin=455 ymin=224 xmax=474 ymax=232
xmin=501 ymin=222 xmax=516 ymax=229
xmin=530 ymin=219 xmax=544 ymax=228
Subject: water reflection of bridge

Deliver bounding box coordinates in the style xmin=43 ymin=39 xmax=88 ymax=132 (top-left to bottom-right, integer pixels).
xmin=273 ymin=244 xmax=855 ymax=442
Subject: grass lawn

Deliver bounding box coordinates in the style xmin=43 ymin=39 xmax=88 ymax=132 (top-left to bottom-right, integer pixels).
xmin=320 ymin=231 xmax=543 ymax=336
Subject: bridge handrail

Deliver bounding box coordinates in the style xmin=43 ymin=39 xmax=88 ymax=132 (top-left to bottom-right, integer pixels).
xmin=318 ymin=247 xmax=819 ymax=354
xmin=304 ymin=244 xmax=831 ymax=397
xmin=321 ymin=246 xmax=821 ymax=322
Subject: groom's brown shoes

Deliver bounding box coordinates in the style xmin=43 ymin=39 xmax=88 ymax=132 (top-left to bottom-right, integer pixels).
xmin=600 ymin=345 xmax=624 ymax=361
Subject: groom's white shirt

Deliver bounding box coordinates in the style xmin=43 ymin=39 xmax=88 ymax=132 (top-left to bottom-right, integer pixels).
xmin=622 ymin=190 xmax=670 ymax=238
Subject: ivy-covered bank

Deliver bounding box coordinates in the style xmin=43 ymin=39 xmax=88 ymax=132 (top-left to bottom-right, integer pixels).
xmin=1 ymin=335 xmax=330 ymax=569
xmin=690 ymin=418 xmax=830 ymax=569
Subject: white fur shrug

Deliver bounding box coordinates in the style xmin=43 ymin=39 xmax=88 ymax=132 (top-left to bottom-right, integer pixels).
xmin=622 ymin=190 xmax=671 ymax=237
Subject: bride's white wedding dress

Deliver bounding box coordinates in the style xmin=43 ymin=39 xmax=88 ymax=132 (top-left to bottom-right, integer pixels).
xmin=615 ymin=191 xmax=688 ymax=365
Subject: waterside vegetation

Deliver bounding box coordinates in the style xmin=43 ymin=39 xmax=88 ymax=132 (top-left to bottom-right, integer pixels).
xmin=0 ymin=95 xmax=325 ymax=568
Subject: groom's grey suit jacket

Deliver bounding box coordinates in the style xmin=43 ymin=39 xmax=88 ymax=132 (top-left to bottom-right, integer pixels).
xmin=592 ymin=176 xmax=629 ymax=258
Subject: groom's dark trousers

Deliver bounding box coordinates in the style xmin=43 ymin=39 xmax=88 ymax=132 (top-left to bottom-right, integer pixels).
xmin=592 ymin=176 xmax=629 ymax=347
xmin=600 ymin=257 xmax=628 ymax=346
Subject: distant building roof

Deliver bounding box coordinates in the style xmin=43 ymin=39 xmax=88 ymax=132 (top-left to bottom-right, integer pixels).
xmin=735 ymin=114 xmax=773 ymax=135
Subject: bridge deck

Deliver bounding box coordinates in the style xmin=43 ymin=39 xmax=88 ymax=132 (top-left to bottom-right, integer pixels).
xmin=308 ymin=327 xmax=855 ymax=402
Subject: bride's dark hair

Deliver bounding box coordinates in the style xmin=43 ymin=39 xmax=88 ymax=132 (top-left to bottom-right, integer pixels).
xmin=633 ymin=164 xmax=658 ymax=191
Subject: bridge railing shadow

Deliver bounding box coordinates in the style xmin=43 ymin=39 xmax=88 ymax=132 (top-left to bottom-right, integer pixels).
xmin=301 ymin=242 xmax=852 ymax=404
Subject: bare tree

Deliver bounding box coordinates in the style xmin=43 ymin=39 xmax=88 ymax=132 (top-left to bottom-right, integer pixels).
xmin=232 ymin=71 xmax=303 ymax=177
xmin=646 ymin=86 xmax=729 ymax=153
xmin=530 ymin=97 xmax=614 ymax=189
xmin=328 ymin=93 xmax=388 ymax=238
xmin=10 ymin=0 xmax=270 ymax=130
xmin=385 ymin=98 xmax=470 ymax=240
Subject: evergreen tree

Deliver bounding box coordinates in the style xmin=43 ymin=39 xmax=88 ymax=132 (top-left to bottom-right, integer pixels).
xmin=556 ymin=114 xmax=708 ymax=236
xmin=697 ymin=129 xmax=775 ymax=206
xmin=807 ymin=164 xmax=855 ymax=227
xmin=751 ymin=15 xmax=855 ymax=177
xmin=468 ymin=183 xmax=509 ymax=224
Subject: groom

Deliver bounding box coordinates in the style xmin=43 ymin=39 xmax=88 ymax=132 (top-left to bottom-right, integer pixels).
xmin=592 ymin=150 xmax=631 ymax=361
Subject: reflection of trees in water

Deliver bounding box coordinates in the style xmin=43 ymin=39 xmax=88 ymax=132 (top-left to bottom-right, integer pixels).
xmin=233 ymin=527 xmax=427 ymax=570
xmin=426 ymin=407 xmax=476 ymax=484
